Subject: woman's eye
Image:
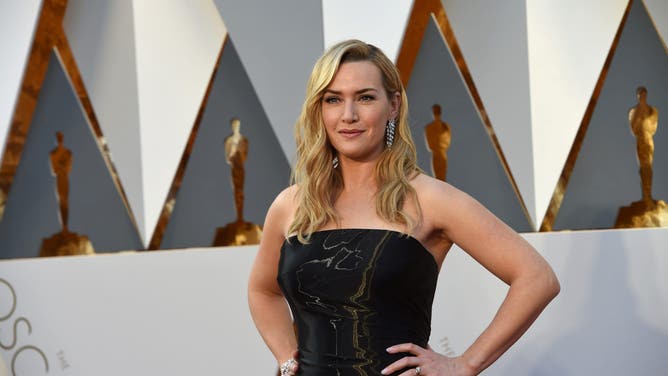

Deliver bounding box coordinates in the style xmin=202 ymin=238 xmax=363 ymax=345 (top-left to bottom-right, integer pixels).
xmin=359 ymin=95 xmax=375 ymax=102
xmin=323 ymin=96 xmax=340 ymax=104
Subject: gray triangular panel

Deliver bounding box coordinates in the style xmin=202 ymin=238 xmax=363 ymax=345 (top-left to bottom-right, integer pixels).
xmin=406 ymin=19 xmax=531 ymax=232
xmin=0 ymin=51 xmax=143 ymax=258
xmin=554 ymin=0 xmax=668 ymax=230
xmin=211 ymin=0 xmax=324 ymax=162
xmin=161 ymin=38 xmax=291 ymax=248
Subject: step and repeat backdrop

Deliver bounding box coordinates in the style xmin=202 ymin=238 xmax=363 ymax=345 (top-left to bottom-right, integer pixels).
xmin=0 ymin=0 xmax=667 ymax=375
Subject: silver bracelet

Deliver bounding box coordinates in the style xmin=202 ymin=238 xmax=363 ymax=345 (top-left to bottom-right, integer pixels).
xmin=280 ymin=358 xmax=297 ymax=376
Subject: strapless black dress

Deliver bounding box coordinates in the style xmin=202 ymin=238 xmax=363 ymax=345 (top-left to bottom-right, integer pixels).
xmin=278 ymin=229 xmax=439 ymax=375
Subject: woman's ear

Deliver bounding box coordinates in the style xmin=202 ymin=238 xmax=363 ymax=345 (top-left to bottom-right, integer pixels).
xmin=390 ymin=91 xmax=401 ymax=118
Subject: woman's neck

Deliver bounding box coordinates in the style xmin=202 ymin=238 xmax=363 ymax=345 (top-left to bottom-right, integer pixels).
xmin=338 ymin=157 xmax=379 ymax=193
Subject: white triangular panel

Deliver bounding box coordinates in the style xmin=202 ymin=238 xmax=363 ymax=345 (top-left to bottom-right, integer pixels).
xmin=0 ymin=0 xmax=43 ymax=159
xmin=526 ymin=0 xmax=628 ymax=226
xmin=133 ymin=0 xmax=226 ymax=247
xmin=322 ymin=0 xmax=412 ymax=61
xmin=644 ymin=0 xmax=668 ymax=49
xmin=64 ymin=0 xmax=145 ymax=242
xmin=442 ymin=0 xmax=536 ymax=228
xmin=211 ymin=0 xmax=324 ymax=163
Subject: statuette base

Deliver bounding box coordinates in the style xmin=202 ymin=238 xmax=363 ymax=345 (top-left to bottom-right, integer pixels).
xmin=615 ymin=199 xmax=668 ymax=228
xmin=40 ymin=230 xmax=95 ymax=257
xmin=213 ymin=221 xmax=262 ymax=246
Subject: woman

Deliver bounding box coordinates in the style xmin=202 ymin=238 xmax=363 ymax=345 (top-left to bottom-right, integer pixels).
xmin=248 ymin=40 xmax=560 ymax=376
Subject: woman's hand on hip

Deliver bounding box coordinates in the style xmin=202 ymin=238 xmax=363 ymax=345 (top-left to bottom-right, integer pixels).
xmin=381 ymin=343 xmax=476 ymax=376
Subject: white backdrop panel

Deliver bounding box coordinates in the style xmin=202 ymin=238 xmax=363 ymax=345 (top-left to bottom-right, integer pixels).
xmin=526 ymin=0 xmax=628 ymax=226
xmin=322 ymin=0 xmax=412 ymax=61
xmin=0 ymin=247 xmax=275 ymax=375
xmin=132 ymin=0 xmax=226 ymax=247
xmin=433 ymin=227 xmax=668 ymax=375
xmin=0 ymin=229 xmax=666 ymax=375
xmin=0 ymin=0 xmax=43 ymax=160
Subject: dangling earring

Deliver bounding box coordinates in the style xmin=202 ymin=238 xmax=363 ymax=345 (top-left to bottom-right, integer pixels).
xmin=333 ymin=156 xmax=339 ymax=169
xmin=385 ymin=119 xmax=396 ymax=148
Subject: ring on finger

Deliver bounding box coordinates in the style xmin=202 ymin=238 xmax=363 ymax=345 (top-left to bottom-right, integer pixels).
xmin=414 ymin=366 xmax=422 ymax=375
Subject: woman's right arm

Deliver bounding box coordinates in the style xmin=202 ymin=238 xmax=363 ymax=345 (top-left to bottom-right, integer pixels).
xmin=248 ymin=187 xmax=298 ymax=366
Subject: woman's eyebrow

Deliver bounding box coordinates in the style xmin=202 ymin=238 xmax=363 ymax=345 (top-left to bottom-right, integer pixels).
xmin=323 ymin=88 xmax=378 ymax=95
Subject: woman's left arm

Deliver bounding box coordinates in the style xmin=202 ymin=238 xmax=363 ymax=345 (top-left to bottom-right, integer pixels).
xmin=385 ymin=181 xmax=560 ymax=375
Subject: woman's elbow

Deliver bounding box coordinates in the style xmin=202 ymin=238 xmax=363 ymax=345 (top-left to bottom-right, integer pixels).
xmin=518 ymin=263 xmax=560 ymax=303
xmin=541 ymin=266 xmax=561 ymax=301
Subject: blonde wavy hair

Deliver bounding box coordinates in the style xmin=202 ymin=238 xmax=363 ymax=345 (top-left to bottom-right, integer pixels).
xmin=289 ymin=40 xmax=421 ymax=242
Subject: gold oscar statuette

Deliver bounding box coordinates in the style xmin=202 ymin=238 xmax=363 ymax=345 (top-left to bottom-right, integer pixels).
xmin=213 ymin=118 xmax=262 ymax=246
xmin=615 ymin=87 xmax=667 ymax=228
xmin=40 ymin=132 xmax=94 ymax=256
xmin=424 ymin=104 xmax=452 ymax=181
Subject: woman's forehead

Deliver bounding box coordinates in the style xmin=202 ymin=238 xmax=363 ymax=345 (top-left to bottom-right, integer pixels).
xmin=327 ymin=61 xmax=383 ymax=90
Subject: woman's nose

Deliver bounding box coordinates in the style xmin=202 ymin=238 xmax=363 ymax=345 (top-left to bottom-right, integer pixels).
xmin=341 ymin=101 xmax=358 ymax=123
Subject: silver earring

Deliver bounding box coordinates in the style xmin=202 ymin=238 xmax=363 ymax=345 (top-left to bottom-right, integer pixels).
xmin=333 ymin=156 xmax=339 ymax=168
xmin=385 ymin=119 xmax=396 ymax=148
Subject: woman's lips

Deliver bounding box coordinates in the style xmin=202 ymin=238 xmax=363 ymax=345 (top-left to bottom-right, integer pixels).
xmin=339 ymin=129 xmax=364 ymax=138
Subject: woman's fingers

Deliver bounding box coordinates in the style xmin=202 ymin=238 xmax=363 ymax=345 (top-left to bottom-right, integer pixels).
xmin=381 ymin=355 xmax=420 ymax=375
xmin=386 ymin=343 xmax=427 ymax=355
xmin=398 ymin=366 xmax=425 ymax=376
xmin=382 ymin=344 xmax=428 ymax=375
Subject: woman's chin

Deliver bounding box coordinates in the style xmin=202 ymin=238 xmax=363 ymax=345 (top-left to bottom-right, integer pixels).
xmin=336 ymin=151 xmax=383 ymax=164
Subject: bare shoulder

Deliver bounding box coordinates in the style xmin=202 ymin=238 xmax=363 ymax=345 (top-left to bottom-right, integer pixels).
xmin=411 ymin=173 xmax=455 ymax=196
xmin=271 ymin=184 xmax=299 ymax=212
xmin=265 ymin=184 xmax=299 ymax=237
xmin=410 ymin=173 xmax=493 ymax=236
xmin=410 ymin=173 xmax=469 ymax=210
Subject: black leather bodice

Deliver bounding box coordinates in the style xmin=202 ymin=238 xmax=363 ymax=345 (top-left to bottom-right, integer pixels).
xmin=278 ymin=229 xmax=439 ymax=375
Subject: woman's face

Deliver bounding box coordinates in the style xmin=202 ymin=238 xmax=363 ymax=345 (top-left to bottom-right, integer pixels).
xmin=321 ymin=61 xmax=399 ymax=163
